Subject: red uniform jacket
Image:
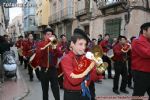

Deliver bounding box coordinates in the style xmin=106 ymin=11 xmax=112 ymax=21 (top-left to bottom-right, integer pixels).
xmin=22 ymin=40 xmax=36 ymax=57
xmin=99 ymin=40 xmax=109 ymax=53
xmin=35 ymin=40 xmax=62 ymax=68
xmin=61 ymin=51 xmax=102 ymax=91
xmin=113 ymin=43 xmax=125 ymax=61
xmin=15 ymin=40 xmax=23 ymax=49
xmin=131 ymin=35 xmax=150 ymax=72
xmin=57 ymin=41 xmax=68 ymax=57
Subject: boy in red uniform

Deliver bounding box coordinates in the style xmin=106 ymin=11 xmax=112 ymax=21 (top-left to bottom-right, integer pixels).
xmin=61 ymin=28 xmax=102 ymax=100
xmin=132 ymin=22 xmax=150 ymax=100
xmin=15 ymin=36 xmax=24 ymax=65
xmin=112 ymin=35 xmax=129 ymax=95
xmin=35 ymin=28 xmax=60 ymax=100
xmin=22 ymin=33 xmax=38 ymax=81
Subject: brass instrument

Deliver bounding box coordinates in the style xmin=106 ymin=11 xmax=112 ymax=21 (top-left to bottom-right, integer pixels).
xmin=121 ymin=43 xmax=131 ymax=53
xmin=41 ymin=37 xmax=58 ymax=50
xmin=70 ymin=45 xmax=108 ymax=78
xmin=18 ymin=48 xmax=23 ymax=56
xmin=91 ymin=45 xmax=108 ymax=73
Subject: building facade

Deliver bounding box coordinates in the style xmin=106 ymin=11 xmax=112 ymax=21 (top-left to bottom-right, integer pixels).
xmin=23 ymin=0 xmax=37 ymax=35
xmin=48 ymin=0 xmax=150 ymax=41
xmin=8 ymin=15 xmax=23 ymax=41
xmin=49 ymin=0 xmax=74 ymax=40
xmin=0 ymin=6 xmax=6 ymax=36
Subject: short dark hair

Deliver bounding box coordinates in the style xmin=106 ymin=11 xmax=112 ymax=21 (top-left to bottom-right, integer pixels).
xmin=117 ymin=35 xmax=127 ymax=41
xmin=140 ymin=22 xmax=150 ymax=34
xmin=19 ymin=35 xmax=23 ymax=38
xmin=130 ymin=36 xmax=136 ymax=42
xmin=92 ymin=38 xmax=96 ymax=41
xmin=43 ymin=28 xmax=54 ymax=35
xmin=60 ymin=34 xmax=66 ymax=39
xmin=71 ymin=28 xmax=90 ymax=44
xmin=104 ymin=34 xmax=110 ymax=37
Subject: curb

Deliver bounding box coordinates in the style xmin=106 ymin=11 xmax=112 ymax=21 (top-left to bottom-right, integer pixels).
xmin=13 ymin=67 xmax=30 ymax=100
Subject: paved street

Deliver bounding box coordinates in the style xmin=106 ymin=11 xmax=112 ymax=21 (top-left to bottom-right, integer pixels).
xmin=19 ymin=66 xmax=135 ymax=100
xmin=0 ymin=47 xmax=149 ymax=100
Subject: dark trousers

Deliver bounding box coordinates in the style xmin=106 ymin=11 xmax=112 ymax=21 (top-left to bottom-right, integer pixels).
xmin=24 ymin=58 xmax=28 ymax=69
xmin=18 ymin=53 xmax=23 ymax=65
xmin=64 ymin=90 xmax=89 ymax=100
xmin=58 ymin=75 xmax=63 ymax=89
xmin=132 ymin=70 xmax=150 ymax=100
xmin=127 ymin=59 xmax=132 ymax=87
xmin=113 ymin=61 xmax=128 ymax=91
xmin=89 ymin=81 xmax=96 ymax=100
xmin=102 ymin=55 xmax=112 ymax=78
xmin=40 ymin=67 xmax=60 ymax=100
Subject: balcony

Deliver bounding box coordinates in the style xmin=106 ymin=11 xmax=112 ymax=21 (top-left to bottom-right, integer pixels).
xmin=49 ymin=7 xmax=74 ymax=24
xmin=95 ymin=0 xmax=128 ymax=15
xmin=96 ymin=0 xmax=128 ymax=9
xmin=75 ymin=8 xmax=89 ymax=17
xmin=60 ymin=7 xmax=74 ymax=21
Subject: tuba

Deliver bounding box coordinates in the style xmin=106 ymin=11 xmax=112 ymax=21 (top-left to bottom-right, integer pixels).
xmin=70 ymin=45 xmax=108 ymax=78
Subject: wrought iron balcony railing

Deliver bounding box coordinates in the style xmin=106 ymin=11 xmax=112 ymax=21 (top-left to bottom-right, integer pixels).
xmin=95 ymin=0 xmax=128 ymax=9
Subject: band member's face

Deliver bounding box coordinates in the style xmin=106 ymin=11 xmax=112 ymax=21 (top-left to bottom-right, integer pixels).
xmin=62 ymin=36 xmax=67 ymax=42
xmin=45 ymin=32 xmax=53 ymax=40
xmin=28 ymin=34 xmax=33 ymax=40
xmin=120 ymin=38 xmax=126 ymax=44
xmin=71 ymin=39 xmax=87 ymax=55
xmin=144 ymin=27 xmax=150 ymax=39
xmin=104 ymin=35 xmax=109 ymax=41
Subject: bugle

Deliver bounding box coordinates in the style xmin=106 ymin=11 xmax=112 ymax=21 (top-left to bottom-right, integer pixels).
xmin=70 ymin=45 xmax=108 ymax=78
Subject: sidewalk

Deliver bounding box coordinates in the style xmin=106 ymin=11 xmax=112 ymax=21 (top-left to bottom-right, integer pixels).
xmin=0 ymin=66 xmax=29 ymax=100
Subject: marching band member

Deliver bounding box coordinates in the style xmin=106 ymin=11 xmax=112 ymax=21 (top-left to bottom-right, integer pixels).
xmin=15 ymin=36 xmax=24 ymax=65
xmin=22 ymin=33 xmax=39 ymax=81
xmin=99 ymin=34 xmax=113 ymax=79
xmin=112 ymin=35 xmax=129 ymax=95
xmin=61 ymin=28 xmax=102 ymax=100
xmin=35 ymin=28 xmax=61 ymax=100
xmin=132 ymin=22 xmax=150 ymax=100
xmin=57 ymin=34 xmax=68 ymax=89
xmin=127 ymin=36 xmax=136 ymax=89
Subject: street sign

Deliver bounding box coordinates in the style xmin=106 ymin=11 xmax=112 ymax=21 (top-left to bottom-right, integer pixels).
xmin=0 ymin=0 xmax=17 ymax=5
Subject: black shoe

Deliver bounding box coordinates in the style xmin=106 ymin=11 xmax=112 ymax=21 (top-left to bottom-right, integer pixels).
xmin=113 ymin=89 xmax=120 ymax=95
xmin=120 ymin=89 xmax=129 ymax=94
xmin=128 ymin=86 xmax=134 ymax=89
xmin=96 ymin=80 xmax=102 ymax=84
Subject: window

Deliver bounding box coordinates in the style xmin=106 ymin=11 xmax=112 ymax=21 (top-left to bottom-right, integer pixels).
xmin=105 ymin=18 xmax=121 ymax=38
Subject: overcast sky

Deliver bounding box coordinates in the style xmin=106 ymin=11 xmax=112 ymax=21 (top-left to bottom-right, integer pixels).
xmin=9 ymin=0 xmax=22 ymax=23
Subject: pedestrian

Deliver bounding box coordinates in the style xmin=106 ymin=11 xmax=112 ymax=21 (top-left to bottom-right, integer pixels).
xmin=112 ymin=35 xmax=129 ymax=95
xmin=35 ymin=28 xmax=60 ymax=100
xmin=61 ymin=28 xmax=102 ymax=100
xmin=132 ymin=22 xmax=150 ymax=100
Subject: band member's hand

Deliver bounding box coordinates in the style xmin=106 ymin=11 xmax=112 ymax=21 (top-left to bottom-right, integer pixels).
xmin=23 ymin=56 xmax=26 ymax=60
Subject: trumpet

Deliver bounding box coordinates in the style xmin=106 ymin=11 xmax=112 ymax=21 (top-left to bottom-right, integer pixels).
xmin=70 ymin=45 xmax=108 ymax=78
xmin=41 ymin=37 xmax=58 ymax=50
